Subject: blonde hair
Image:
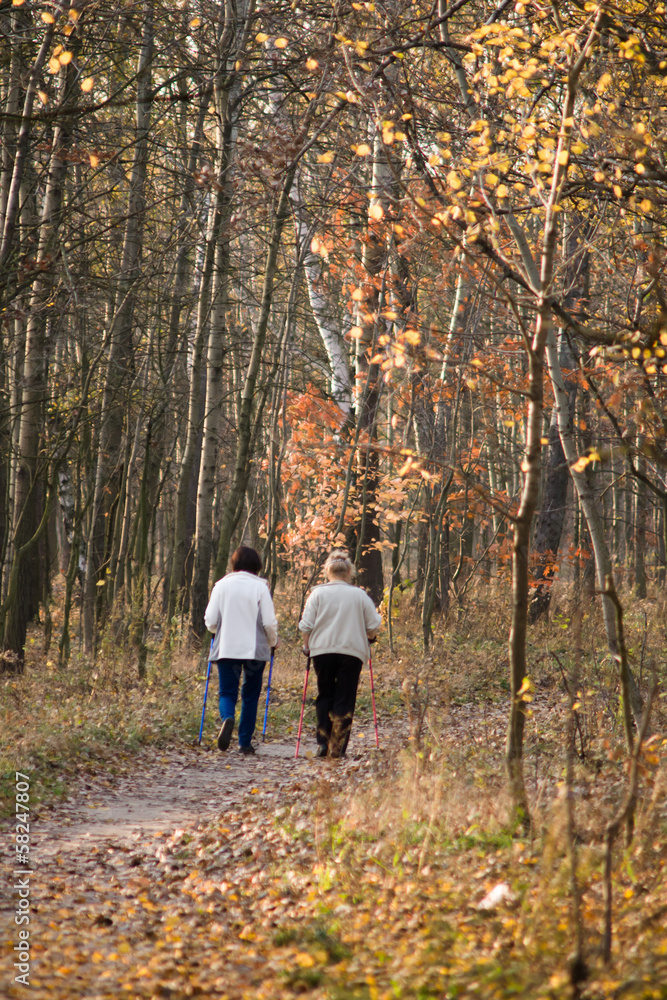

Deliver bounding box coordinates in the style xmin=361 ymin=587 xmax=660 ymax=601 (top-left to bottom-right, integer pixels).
xmin=324 ymin=549 xmax=354 ymax=581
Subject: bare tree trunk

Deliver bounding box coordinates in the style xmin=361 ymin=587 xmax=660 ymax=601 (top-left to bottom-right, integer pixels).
xmin=0 ymin=17 xmax=56 ymax=288
xmin=83 ymin=4 xmax=154 ymax=652
xmin=210 ymin=167 xmax=300 ymax=598
xmin=190 ymin=0 xmax=256 ymax=632
xmin=353 ymin=128 xmax=393 ymax=604
xmin=290 ymin=174 xmax=351 ymax=417
xmin=530 ymin=217 xmax=588 ymax=621
xmin=505 ymin=22 xmax=602 ymax=819
xmin=167 ymin=209 xmax=213 ymax=623
xmin=2 ymin=52 xmax=76 ymax=661
xmin=634 ymin=447 xmax=648 ymax=599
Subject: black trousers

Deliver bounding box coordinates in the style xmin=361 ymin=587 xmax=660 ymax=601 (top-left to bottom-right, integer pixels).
xmin=313 ymin=653 xmax=363 ymax=757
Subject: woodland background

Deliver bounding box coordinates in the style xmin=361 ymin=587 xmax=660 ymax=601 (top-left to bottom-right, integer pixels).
xmin=1 ymin=0 xmax=667 ymax=997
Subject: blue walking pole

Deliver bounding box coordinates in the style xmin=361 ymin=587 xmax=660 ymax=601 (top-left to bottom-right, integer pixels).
xmin=197 ymin=639 xmax=214 ymax=745
xmin=261 ymin=647 xmax=275 ymax=742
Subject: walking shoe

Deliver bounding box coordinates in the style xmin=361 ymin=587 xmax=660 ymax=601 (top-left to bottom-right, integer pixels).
xmin=239 ymin=744 xmax=256 ymax=755
xmin=217 ymin=717 xmax=234 ymax=751
xmin=315 ymin=745 xmax=328 ymax=758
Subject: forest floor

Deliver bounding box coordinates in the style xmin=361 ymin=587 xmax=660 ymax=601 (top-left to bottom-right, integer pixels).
xmin=2 ymin=595 xmax=667 ymax=999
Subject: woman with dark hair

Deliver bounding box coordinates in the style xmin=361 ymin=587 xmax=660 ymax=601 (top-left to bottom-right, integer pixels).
xmin=299 ymin=550 xmax=381 ymax=758
xmin=204 ymin=546 xmax=278 ymax=755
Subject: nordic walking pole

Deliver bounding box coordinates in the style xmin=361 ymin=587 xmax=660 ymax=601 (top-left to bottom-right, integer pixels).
xmin=261 ymin=647 xmax=275 ymax=742
xmin=368 ymin=651 xmax=379 ymax=749
xmin=295 ymin=655 xmax=311 ymax=758
xmin=197 ymin=638 xmax=214 ymax=746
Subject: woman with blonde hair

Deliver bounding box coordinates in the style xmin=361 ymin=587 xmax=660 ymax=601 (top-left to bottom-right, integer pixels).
xmin=298 ymin=549 xmax=381 ymax=758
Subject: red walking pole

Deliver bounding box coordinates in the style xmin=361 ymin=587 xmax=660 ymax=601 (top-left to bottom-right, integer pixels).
xmin=295 ymin=656 xmax=311 ymax=758
xmin=368 ymin=651 xmax=379 ymax=749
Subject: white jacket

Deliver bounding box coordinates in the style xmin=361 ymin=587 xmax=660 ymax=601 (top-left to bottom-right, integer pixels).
xmin=298 ymin=581 xmax=381 ymax=664
xmin=204 ymin=572 xmax=278 ymax=662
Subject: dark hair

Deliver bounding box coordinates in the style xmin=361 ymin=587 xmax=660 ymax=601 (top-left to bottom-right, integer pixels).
xmin=230 ymin=545 xmax=262 ymax=575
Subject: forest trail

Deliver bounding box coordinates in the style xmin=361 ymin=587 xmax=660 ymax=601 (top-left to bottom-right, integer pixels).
xmin=2 ymin=729 xmax=394 ymax=999
xmin=31 ymin=739 xmax=312 ymax=856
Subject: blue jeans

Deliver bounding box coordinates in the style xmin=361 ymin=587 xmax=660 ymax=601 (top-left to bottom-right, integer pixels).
xmin=217 ymin=659 xmax=265 ymax=748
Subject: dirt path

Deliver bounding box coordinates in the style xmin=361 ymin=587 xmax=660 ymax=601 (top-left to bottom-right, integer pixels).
xmin=2 ymin=725 xmax=398 ymax=1000
xmin=0 ymin=703 xmax=551 ymax=999
xmin=31 ymin=739 xmax=311 ymax=857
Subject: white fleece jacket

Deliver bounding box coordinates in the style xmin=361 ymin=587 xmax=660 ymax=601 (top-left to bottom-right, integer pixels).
xmin=204 ymin=571 xmax=278 ymax=662
xmin=298 ymin=581 xmax=381 ymax=664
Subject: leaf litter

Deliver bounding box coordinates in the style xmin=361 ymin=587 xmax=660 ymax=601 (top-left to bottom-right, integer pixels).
xmin=2 ymin=683 xmax=666 ymax=999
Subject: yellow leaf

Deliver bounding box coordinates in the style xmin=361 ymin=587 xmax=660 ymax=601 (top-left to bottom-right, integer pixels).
xmin=89 ymin=154 xmax=99 ymax=167
xmin=640 ymin=199 xmax=652 ymax=212
xmin=274 ymin=37 xmax=288 ymax=48
xmin=38 ymin=91 xmax=49 ymax=105
xmin=496 ymin=183 xmax=508 ymax=198
xmin=484 ymin=172 xmax=498 ymax=187
xmin=306 ymin=58 xmax=318 ymax=71
xmin=59 ymin=51 xmax=73 ymax=65
xmin=447 ymin=170 xmax=462 ymax=190
xmin=80 ymin=77 xmax=94 ymax=92
xmin=296 ymin=952 xmax=316 ymax=968
xmin=317 ymin=151 xmax=333 ymax=163
xmin=69 ymin=8 xmax=80 ymax=20
xmin=190 ymin=17 xmax=201 ymax=27
xmin=12 ymin=0 xmax=25 ymax=6
xmin=369 ymin=203 xmax=383 ymax=220
xmin=41 ymin=11 xmax=55 ymax=23
xmin=48 ymin=58 xmax=60 ymax=74
xmin=255 ymin=32 xmax=269 ymax=42
xmin=557 ymin=149 xmax=569 ymax=165
xmin=91 ymin=952 xmax=104 ymax=964
xmin=354 ymin=143 xmax=371 ymax=156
